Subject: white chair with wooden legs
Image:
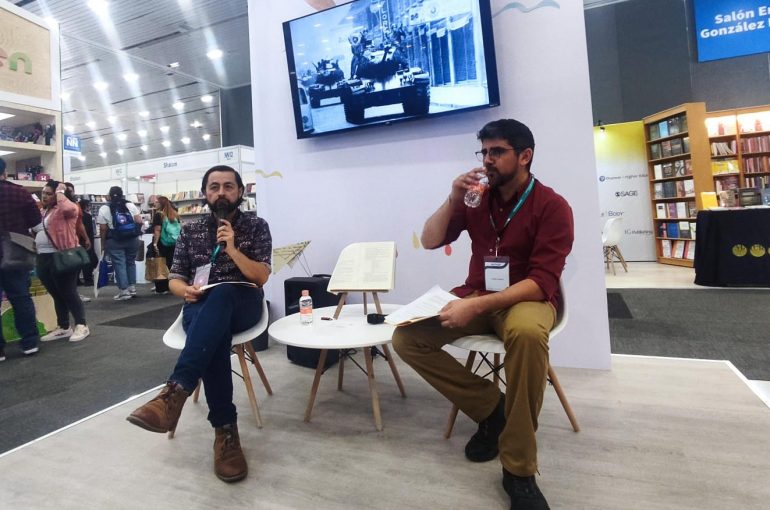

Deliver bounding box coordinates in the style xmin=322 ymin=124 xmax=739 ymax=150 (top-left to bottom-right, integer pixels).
xmin=443 ymin=279 xmax=580 ymax=439
xmin=602 ymin=217 xmax=628 ymax=275
xmin=162 ymin=299 xmax=273 ymax=438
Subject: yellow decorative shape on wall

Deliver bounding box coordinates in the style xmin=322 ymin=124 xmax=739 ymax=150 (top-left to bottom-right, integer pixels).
xmin=749 ymin=244 xmax=766 ymax=257
xmin=412 ymin=231 xmax=421 ymax=249
xmin=255 ymin=169 xmax=283 ymax=179
xmin=732 ymin=244 xmax=748 ymax=257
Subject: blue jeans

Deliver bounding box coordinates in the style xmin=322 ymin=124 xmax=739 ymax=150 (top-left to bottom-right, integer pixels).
xmin=106 ymin=236 xmax=138 ymax=290
xmin=0 ymin=268 xmax=40 ymax=352
xmin=171 ymin=284 xmax=263 ymax=428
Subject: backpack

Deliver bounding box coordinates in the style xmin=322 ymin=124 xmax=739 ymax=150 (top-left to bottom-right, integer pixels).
xmin=160 ymin=217 xmax=181 ymax=246
xmin=110 ymin=204 xmax=139 ymax=240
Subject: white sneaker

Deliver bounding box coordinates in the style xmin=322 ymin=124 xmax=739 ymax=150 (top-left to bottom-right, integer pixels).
xmin=114 ymin=290 xmax=132 ymax=301
xmin=79 ymin=294 xmax=92 ymax=303
xmin=69 ymin=324 xmax=90 ymax=342
xmin=41 ymin=327 xmax=73 ymax=342
xmin=128 ymin=285 xmax=137 ymax=297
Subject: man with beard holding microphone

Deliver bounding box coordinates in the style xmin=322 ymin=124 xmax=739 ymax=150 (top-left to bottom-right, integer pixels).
xmin=127 ymin=165 xmax=271 ymax=483
xmin=392 ymin=119 xmax=573 ymax=510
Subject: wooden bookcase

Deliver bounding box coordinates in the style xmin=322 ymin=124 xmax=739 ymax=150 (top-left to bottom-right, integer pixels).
xmin=643 ymin=103 xmax=711 ymax=267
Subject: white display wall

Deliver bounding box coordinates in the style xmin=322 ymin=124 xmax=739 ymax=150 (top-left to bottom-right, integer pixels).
xmin=250 ymin=0 xmax=610 ymax=370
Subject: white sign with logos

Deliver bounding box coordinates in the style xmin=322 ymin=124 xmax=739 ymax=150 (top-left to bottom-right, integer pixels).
xmin=111 ymin=166 xmax=125 ymax=179
xmin=63 ymin=135 xmax=81 ymax=155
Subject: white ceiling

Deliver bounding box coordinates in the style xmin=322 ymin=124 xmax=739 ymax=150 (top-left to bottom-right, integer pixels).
xmin=15 ymin=0 xmax=251 ymax=171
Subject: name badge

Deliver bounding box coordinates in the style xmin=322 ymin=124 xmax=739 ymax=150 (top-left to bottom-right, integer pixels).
xmin=193 ymin=264 xmax=212 ymax=287
xmin=484 ymin=256 xmax=510 ymax=292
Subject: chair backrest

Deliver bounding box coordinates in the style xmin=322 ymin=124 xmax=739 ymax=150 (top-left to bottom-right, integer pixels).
xmin=163 ymin=298 xmax=269 ymax=350
xmin=550 ymin=278 xmax=568 ymax=340
xmin=601 ymin=217 xmax=624 ymax=247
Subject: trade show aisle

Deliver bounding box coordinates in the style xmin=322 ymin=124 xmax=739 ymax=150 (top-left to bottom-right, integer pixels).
xmin=0 ymin=286 xmax=180 ymax=454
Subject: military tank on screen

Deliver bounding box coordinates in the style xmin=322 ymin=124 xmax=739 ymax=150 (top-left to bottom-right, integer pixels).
xmin=338 ymin=31 xmax=430 ymax=124
xmin=307 ymin=59 xmax=346 ymax=108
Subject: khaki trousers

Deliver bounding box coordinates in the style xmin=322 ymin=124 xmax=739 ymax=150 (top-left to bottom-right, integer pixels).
xmin=392 ymin=299 xmax=555 ymax=476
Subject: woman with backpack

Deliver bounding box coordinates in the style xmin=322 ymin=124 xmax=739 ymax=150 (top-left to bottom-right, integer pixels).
xmin=97 ymin=186 xmax=142 ymax=301
xmin=150 ymin=196 xmax=180 ymax=294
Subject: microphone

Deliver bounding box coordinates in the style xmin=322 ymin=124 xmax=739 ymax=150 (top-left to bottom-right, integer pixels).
xmin=214 ymin=203 xmax=229 ymax=248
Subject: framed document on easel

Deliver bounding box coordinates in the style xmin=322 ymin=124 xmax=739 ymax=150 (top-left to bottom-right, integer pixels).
xmin=327 ymin=241 xmax=396 ymax=319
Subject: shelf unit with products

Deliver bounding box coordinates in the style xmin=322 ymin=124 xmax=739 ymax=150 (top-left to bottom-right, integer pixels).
xmin=736 ymin=106 xmax=770 ymax=190
xmin=644 ymin=103 xmax=711 ymax=267
xmin=0 ymin=100 xmax=62 ymax=184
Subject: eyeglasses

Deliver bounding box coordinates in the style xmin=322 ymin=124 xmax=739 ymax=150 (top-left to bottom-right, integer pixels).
xmin=475 ymin=147 xmax=516 ymax=162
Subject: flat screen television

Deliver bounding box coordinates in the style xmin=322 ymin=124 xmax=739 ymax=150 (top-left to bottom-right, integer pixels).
xmin=283 ymin=0 xmax=500 ymax=139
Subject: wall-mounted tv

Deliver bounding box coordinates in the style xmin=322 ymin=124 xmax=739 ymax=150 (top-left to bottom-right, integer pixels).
xmin=283 ymin=0 xmax=500 ymax=139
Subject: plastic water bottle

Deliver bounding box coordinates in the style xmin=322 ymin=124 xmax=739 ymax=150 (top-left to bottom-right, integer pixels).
xmin=464 ymin=174 xmax=489 ymax=208
xmin=299 ymin=290 xmax=313 ymax=325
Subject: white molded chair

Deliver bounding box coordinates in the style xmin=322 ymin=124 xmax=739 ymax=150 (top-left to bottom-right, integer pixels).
xmin=602 ymin=217 xmax=628 ymax=275
xmin=444 ymin=279 xmax=580 ymax=438
xmin=163 ymin=299 xmax=273 ymax=437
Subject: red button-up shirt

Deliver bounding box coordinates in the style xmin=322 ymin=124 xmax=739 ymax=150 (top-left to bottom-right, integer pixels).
xmin=441 ymin=177 xmax=574 ymax=308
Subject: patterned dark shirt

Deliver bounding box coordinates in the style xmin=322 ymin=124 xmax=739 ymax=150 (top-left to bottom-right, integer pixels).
xmin=169 ymin=210 xmax=272 ymax=284
xmin=0 ymin=180 xmax=41 ymax=259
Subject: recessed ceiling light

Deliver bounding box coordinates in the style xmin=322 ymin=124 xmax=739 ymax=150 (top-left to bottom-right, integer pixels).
xmin=167 ymin=62 xmax=180 ymax=68
xmin=117 ymin=133 xmax=127 ymax=141
xmin=172 ymin=101 xmax=184 ymax=111
xmin=63 ymin=125 xmax=74 ymax=132
xmin=160 ymin=126 xmax=170 ymax=133
xmin=190 ymin=120 xmax=202 ymax=128
xmin=140 ymin=145 xmax=148 ymax=152
xmin=181 ymin=137 xmax=191 ymax=144
xmin=86 ymin=121 xmax=96 ymax=129
xmin=123 ymin=73 xmax=139 ymax=82
xmin=95 ymin=138 xmax=104 ymax=145
xmin=162 ymin=140 xmax=171 ymax=148
xmin=93 ymin=81 xmax=109 ymax=91
xmin=201 ymin=95 xmax=213 ymax=104
xmin=206 ymin=48 xmax=223 ymax=60
xmin=78 ymin=155 xmax=86 ymax=162
xmin=88 ymin=0 xmax=109 ymax=16
xmin=137 ymin=129 xmax=148 ymax=137
xmin=0 ymin=113 xmax=15 ymax=122
xmin=60 ymin=91 xmax=71 ymax=101
xmin=44 ymin=16 xmax=58 ymax=27
xmin=107 ymin=116 xmax=117 ymax=123
xmin=139 ymin=111 xmax=150 ymax=118
xmin=116 ymin=149 xmax=124 ymax=155
xmin=202 ymin=133 xmax=211 ymax=141
xmin=100 ymin=152 xmax=107 ymax=158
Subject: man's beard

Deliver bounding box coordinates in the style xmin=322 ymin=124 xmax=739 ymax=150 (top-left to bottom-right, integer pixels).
xmin=208 ymin=197 xmax=239 ymax=215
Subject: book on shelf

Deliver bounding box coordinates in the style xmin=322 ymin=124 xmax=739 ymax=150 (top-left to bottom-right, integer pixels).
xmin=675 ymin=180 xmax=686 ymax=197
xmin=715 ymin=175 xmax=739 ymax=193
xmin=686 ymin=200 xmax=698 ymax=218
xmin=658 ymin=120 xmax=670 ymax=138
xmin=670 ymin=138 xmax=683 ymax=155
xmin=649 ymin=123 xmax=660 ymax=140
xmin=673 ymin=240 xmax=686 ymax=258
xmin=683 ymin=179 xmax=695 ymax=197
xmin=666 ymin=203 xmax=678 ymax=218
xmin=710 ymin=141 xmax=736 ymax=156
xmin=653 ymin=183 xmax=665 ymax=199
xmin=660 ymin=140 xmax=672 ymax=158
xmin=683 ymin=136 xmax=690 ymax=153
xmin=662 ymin=181 xmax=677 ymax=198
xmin=385 ymin=285 xmax=459 ymax=326
xmin=657 ymin=222 xmax=667 ymax=238
xmin=666 ymin=222 xmax=680 ymax=239
xmin=685 ymin=159 xmax=693 ymax=175
xmin=711 ymin=159 xmax=738 ymax=175
xmin=661 ymin=240 xmax=672 ymax=258
xmin=675 ymin=202 xmax=687 ymax=218
xmin=668 ymin=118 xmax=680 ymax=136
xmin=327 ymin=241 xmax=396 ymax=293
xmin=678 ymin=221 xmax=691 ymax=239
xmin=653 ymin=164 xmax=663 ymax=180
xmin=673 ymin=160 xmax=685 ymax=176
xmin=650 ymin=143 xmax=661 ymax=160
xmin=656 ymin=203 xmax=667 ymax=218
xmin=684 ymin=241 xmax=695 ymax=260
xmin=662 ymin=162 xmax=675 ymax=178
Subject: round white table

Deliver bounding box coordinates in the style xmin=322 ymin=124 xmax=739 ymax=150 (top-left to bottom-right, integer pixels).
xmin=268 ymin=304 xmax=406 ymax=431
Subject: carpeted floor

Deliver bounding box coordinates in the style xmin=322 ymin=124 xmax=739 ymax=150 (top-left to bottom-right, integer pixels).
xmin=608 ymin=289 xmax=770 ymax=380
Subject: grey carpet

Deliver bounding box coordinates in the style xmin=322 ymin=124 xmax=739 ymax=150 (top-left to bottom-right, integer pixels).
xmin=606 ymin=291 xmax=633 ymax=319
xmin=100 ymin=304 xmax=182 ymax=330
xmin=609 ymin=289 xmax=770 ymax=380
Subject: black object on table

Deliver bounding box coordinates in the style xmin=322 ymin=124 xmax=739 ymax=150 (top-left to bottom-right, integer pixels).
xmin=694 ymin=208 xmax=770 ymax=287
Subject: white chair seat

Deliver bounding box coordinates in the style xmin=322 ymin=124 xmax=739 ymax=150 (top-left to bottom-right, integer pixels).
xmin=163 ymin=299 xmax=272 ymax=436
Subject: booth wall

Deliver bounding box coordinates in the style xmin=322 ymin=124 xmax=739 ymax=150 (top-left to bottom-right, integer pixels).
xmin=248 ymin=0 xmax=611 ymax=370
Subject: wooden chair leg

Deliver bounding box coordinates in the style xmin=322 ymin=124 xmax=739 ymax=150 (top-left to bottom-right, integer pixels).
xmin=445 ymin=351 xmax=477 ymax=439
xmin=614 ymin=246 xmax=628 ymax=272
xmin=305 ymin=349 xmax=328 ymax=423
xmin=338 ymin=349 xmax=345 ymax=391
xmin=235 ymin=344 xmax=262 ymax=428
xmin=244 ymin=342 xmax=273 ymax=396
xmin=547 ymin=365 xmax=579 ymax=432
xmin=493 ymin=353 xmax=501 ymax=387
xmin=363 ymin=346 xmax=383 ymax=431
xmin=381 ymin=344 xmax=406 ymax=398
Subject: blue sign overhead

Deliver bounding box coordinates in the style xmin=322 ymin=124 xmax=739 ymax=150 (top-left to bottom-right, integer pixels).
xmin=694 ymin=1 xmax=770 ymax=62
xmin=63 ymin=135 xmax=81 ymax=153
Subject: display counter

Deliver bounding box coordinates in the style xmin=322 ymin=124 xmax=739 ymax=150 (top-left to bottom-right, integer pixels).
xmin=694 ymin=208 xmax=770 ymax=286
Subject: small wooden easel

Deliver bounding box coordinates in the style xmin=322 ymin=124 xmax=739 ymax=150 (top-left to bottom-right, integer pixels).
xmin=331 ymin=289 xmax=384 ymax=319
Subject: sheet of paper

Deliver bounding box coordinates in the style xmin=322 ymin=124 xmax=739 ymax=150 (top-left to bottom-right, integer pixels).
xmin=199 ymin=281 xmax=258 ymax=291
xmin=384 ymin=285 xmax=459 ymax=326
xmin=327 ymin=241 xmax=396 ymax=292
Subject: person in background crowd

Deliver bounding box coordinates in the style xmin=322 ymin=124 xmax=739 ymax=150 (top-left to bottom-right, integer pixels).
xmin=151 ymin=196 xmax=180 ymax=294
xmin=97 ymin=186 xmax=141 ymax=301
xmin=78 ymin=198 xmax=98 ymax=288
xmin=392 ymin=119 xmax=574 ymax=510
xmin=127 ymin=165 xmax=272 ymax=483
xmin=64 ymin=182 xmax=92 ymax=302
xmin=34 ymin=180 xmax=90 ymax=343
xmin=0 ymin=157 xmax=42 ymax=361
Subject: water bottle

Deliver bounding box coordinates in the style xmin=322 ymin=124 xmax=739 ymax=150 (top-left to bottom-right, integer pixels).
xmin=299 ymin=290 xmax=313 ymax=325
xmin=464 ymin=173 xmax=489 ymax=208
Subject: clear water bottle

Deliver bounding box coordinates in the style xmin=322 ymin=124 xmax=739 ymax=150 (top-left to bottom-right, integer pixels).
xmin=299 ymin=290 xmax=313 ymax=325
xmin=464 ymin=174 xmax=489 ymax=208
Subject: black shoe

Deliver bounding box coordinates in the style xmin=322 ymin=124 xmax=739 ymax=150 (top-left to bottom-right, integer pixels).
xmin=464 ymin=392 xmax=506 ymax=462
xmin=502 ymin=469 xmax=550 ymax=510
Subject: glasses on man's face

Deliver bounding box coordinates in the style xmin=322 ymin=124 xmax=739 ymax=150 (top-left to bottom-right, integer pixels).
xmin=475 ymin=147 xmax=516 ymax=162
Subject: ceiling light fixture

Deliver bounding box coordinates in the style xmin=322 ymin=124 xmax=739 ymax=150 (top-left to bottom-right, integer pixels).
xmin=141 ymin=145 xmax=148 ymax=152
xmin=100 ymin=152 xmax=107 ymax=158
xmin=137 ymin=129 xmax=148 ymax=137
xmin=181 ymin=137 xmax=191 ymax=144
xmin=139 ymin=111 xmax=150 ymax=118
xmin=123 ymin=73 xmax=139 ymax=82
xmin=201 ymin=95 xmax=213 ymax=104
xmin=190 ymin=120 xmax=202 ymax=128
xmin=107 ymin=116 xmax=117 ymax=123
xmin=63 ymin=125 xmax=74 ymax=132
xmin=95 ymin=138 xmax=104 ymax=145
xmin=60 ymin=91 xmax=71 ymax=101
xmin=78 ymin=155 xmax=86 ymax=162
xmin=88 ymin=0 xmax=110 ymax=16
xmin=93 ymin=81 xmax=109 ymax=91
xmin=162 ymin=140 xmax=171 ymax=148
xmin=43 ymin=17 xmax=58 ymax=27
xmin=167 ymin=62 xmax=180 ymax=68
xmin=160 ymin=126 xmax=170 ymax=133
xmin=116 ymin=149 xmax=124 ymax=155
xmin=86 ymin=121 xmax=96 ymax=129
xmin=202 ymin=133 xmax=211 ymax=141
xmin=117 ymin=133 xmax=128 ymax=141
xmin=172 ymin=101 xmax=184 ymax=111
xmin=206 ymin=48 xmax=223 ymax=60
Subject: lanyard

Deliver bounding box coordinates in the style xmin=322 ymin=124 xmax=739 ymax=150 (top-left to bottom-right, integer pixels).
xmin=488 ymin=176 xmax=535 ymax=255
xmin=210 ymin=244 xmax=222 ymax=264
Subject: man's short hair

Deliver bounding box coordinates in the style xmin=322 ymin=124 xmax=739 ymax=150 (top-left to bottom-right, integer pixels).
xmin=0 ymin=157 xmax=6 ymax=176
xmin=64 ymin=182 xmax=75 ymax=190
xmin=200 ymin=165 xmax=244 ymax=193
xmin=477 ymin=119 xmax=536 ymax=170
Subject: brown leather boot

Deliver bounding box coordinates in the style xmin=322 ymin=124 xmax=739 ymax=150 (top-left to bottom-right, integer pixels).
xmin=214 ymin=423 xmax=248 ymax=483
xmin=126 ymin=381 xmax=189 ymax=434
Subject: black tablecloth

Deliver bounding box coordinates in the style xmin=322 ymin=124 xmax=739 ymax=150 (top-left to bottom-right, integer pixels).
xmin=694 ymin=208 xmax=770 ymax=287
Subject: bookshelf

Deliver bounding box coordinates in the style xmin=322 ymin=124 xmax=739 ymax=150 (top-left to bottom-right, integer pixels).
xmin=0 ymin=100 xmax=62 ymax=183
xmin=644 ymin=103 xmax=711 ymax=267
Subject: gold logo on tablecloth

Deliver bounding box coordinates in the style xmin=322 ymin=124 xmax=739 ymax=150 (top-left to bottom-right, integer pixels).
xmin=750 ymin=244 xmax=766 ymax=257
xmin=732 ymin=244 xmax=748 ymax=257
